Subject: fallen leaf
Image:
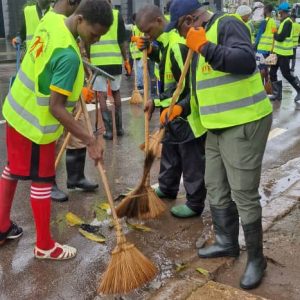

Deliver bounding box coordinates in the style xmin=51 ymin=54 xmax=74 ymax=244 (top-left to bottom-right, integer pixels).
xmin=196 ymin=267 xmax=210 ymax=277
xmin=175 ymin=263 xmax=187 ymax=272
xmin=78 ymin=228 xmax=106 ymax=243
xmin=65 ymin=212 xmax=84 ymax=226
xmin=126 ymin=221 xmax=152 ymax=232
xmin=80 ymin=223 xmax=101 ymax=233
xmin=99 ymin=202 xmax=110 ymax=211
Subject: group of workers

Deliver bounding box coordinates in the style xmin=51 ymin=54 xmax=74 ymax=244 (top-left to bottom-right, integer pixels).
xmin=236 ymin=2 xmax=300 ymax=103
xmin=1 ymin=0 xmax=299 ymax=292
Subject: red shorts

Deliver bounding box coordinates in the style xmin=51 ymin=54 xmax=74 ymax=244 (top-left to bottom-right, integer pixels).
xmin=6 ymin=124 xmax=55 ymax=182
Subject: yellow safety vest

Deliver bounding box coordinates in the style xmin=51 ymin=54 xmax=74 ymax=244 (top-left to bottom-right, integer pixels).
xmin=257 ymin=17 xmax=277 ymax=52
xmin=130 ymin=25 xmax=142 ymax=60
xmin=154 ymin=32 xmax=170 ymax=79
xmin=154 ymin=31 xmax=206 ymax=138
xmin=292 ymin=22 xmax=300 ymax=47
xmin=246 ymin=20 xmax=255 ymax=44
xmin=164 ymin=14 xmax=170 ymax=22
xmin=24 ymin=5 xmax=41 ymax=48
xmin=154 ymin=31 xmax=184 ymax=107
xmin=196 ymin=14 xmax=272 ymax=129
xmin=3 ymin=12 xmax=84 ymax=144
xmin=90 ymin=9 xmax=122 ymax=66
xmin=274 ymin=17 xmax=294 ymax=56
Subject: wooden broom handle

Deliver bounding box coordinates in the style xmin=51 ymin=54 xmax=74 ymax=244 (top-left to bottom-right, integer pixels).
xmin=55 ymin=106 xmax=82 ymax=169
xmin=167 ymin=49 xmax=193 ymax=118
xmin=133 ymin=58 xmax=138 ymax=90
xmin=79 ymin=96 xmax=121 ymax=225
xmin=143 ymin=50 xmax=150 ymax=153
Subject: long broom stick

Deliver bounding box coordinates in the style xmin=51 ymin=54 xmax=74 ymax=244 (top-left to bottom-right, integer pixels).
xmin=116 ymin=50 xmax=166 ymax=219
xmin=78 ymin=96 xmax=157 ymax=294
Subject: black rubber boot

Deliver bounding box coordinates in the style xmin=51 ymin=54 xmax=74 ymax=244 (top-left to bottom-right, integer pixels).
xmin=269 ymin=81 xmax=282 ymax=101
xmin=198 ymin=202 xmax=240 ymax=258
xmin=51 ymin=182 xmax=68 ymax=202
xmin=101 ymin=110 xmax=113 ymax=140
xmin=240 ymin=219 xmax=267 ymax=290
xmin=66 ymin=148 xmax=98 ymax=191
xmin=115 ymin=107 xmax=124 ymax=136
xmin=291 ymin=76 xmax=300 ymax=102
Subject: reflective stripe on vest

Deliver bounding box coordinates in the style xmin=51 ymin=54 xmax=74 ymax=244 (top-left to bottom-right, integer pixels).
xmin=3 ymin=11 xmax=84 ymax=144
xmin=196 ymin=14 xmax=272 ymax=129
xmin=257 ymin=17 xmax=277 ymax=52
xmin=130 ymin=25 xmax=143 ymax=59
xmin=246 ymin=20 xmax=255 ymax=44
xmin=274 ymin=17 xmax=294 ymax=56
xmin=90 ymin=10 xmax=122 ymax=66
xmin=153 ymin=31 xmax=206 ymax=138
xmin=24 ymin=5 xmax=41 ymax=48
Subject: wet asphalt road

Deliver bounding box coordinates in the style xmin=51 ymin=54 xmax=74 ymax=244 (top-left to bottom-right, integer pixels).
xmin=1 ymin=54 xmax=300 ymax=299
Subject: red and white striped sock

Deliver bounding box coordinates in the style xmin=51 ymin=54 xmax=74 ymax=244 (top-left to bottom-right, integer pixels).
xmin=0 ymin=166 xmax=18 ymax=233
xmin=30 ymin=183 xmax=55 ymax=250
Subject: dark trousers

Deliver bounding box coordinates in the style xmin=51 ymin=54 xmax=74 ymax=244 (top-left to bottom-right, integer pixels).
xmin=270 ymin=55 xmax=296 ymax=84
xmin=158 ymin=137 xmax=206 ymax=213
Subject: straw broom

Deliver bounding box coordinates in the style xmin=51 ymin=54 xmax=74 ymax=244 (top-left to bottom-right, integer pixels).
xmin=130 ymin=58 xmax=143 ymax=104
xmin=116 ymin=49 xmax=193 ymax=219
xmin=116 ymin=50 xmax=166 ymax=219
xmin=78 ymin=96 xmax=157 ymax=294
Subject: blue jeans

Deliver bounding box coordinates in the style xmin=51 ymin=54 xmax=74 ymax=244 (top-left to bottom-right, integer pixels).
xmin=135 ymin=59 xmax=143 ymax=88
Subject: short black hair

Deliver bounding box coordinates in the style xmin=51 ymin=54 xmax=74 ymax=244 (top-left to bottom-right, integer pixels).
xmin=75 ymin=0 xmax=113 ymax=28
xmin=264 ymin=4 xmax=273 ymax=14
xmin=136 ymin=4 xmax=163 ymax=26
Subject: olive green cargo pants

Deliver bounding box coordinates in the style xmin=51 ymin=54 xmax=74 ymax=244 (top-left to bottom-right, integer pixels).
xmin=205 ymin=113 xmax=272 ymax=225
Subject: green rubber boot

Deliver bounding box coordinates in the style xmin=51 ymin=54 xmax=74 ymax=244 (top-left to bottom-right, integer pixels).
xmin=155 ymin=187 xmax=176 ymax=199
xmin=170 ymin=204 xmax=199 ymax=218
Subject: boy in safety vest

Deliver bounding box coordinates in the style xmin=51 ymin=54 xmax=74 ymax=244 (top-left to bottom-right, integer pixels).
xmin=135 ymin=5 xmax=207 ymax=218
xmin=12 ymin=0 xmax=52 ymax=49
xmin=90 ymin=0 xmax=131 ymax=140
xmin=46 ymin=0 xmax=99 ymax=202
xmin=167 ymin=0 xmax=272 ymax=290
xmin=290 ymin=14 xmax=300 ymax=72
xmin=0 ymin=0 xmax=112 ymax=260
xmin=269 ymin=2 xmax=300 ymax=102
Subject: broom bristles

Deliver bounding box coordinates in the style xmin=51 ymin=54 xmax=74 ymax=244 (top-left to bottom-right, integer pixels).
xmin=130 ymin=89 xmax=143 ymax=104
xmin=116 ymin=186 xmax=149 ymax=218
xmin=149 ymin=129 xmax=165 ymax=157
xmin=140 ymin=187 xmax=166 ymax=219
xmin=116 ymin=150 xmax=165 ymax=219
xmin=139 ymin=129 xmax=163 ymax=158
xmin=98 ymin=242 xmax=157 ymax=294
